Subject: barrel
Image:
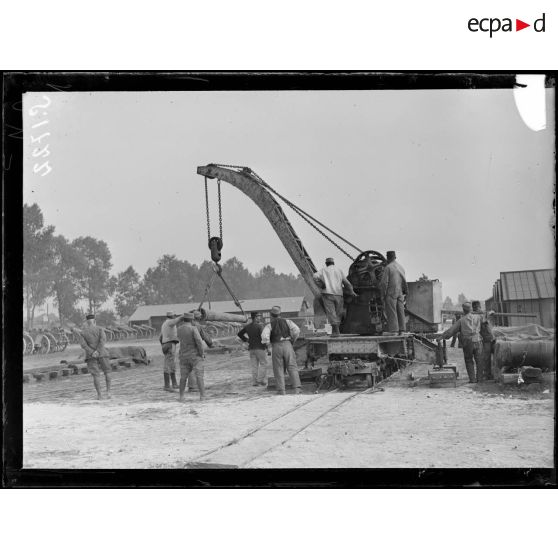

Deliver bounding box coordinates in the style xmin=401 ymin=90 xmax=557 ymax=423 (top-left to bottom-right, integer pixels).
xmin=197 ymin=309 xmax=248 ymax=323
xmin=494 ymin=340 xmax=555 ymax=369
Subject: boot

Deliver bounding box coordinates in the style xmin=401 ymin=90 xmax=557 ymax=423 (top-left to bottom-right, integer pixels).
xmin=163 ymin=373 xmax=174 ymax=392
xmin=170 ymin=373 xmax=179 ymax=389
xmin=331 ymin=324 xmax=340 ymax=337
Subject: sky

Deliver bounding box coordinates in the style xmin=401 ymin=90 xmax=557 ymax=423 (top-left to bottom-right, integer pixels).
xmin=23 ymin=87 xmax=555 ymax=305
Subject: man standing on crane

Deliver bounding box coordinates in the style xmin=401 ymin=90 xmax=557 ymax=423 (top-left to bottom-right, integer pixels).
xmin=313 ymin=257 xmax=357 ymax=336
xmin=261 ymin=306 xmax=302 ymax=395
xmin=380 ymin=251 xmax=408 ymax=335
xmin=238 ymin=311 xmax=269 ymax=387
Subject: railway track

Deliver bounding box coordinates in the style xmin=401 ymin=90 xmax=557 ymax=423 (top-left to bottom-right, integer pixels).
xmin=186 ymin=382 xmax=388 ymax=468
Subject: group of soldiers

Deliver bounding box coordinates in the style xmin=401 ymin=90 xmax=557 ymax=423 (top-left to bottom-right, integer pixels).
xmin=160 ymin=305 xmax=303 ymax=398
xmin=73 ymin=251 xmax=492 ymax=400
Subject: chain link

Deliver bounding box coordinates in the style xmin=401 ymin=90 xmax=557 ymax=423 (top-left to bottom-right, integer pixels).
xmin=247 ymin=168 xmax=360 ymax=260
xmin=217 ymin=178 xmax=223 ymax=239
xmin=204 ymin=176 xmax=211 ymax=242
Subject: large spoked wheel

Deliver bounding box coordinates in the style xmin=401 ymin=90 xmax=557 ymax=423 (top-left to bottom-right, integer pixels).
xmin=24 ymin=333 xmax=34 ymax=355
xmin=23 ymin=336 xmax=28 ymax=355
xmin=35 ymin=334 xmax=51 ymax=354
xmin=348 ymin=250 xmax=387 ymax=278
xmin=44 ymin=332 xmax=58 ymax=351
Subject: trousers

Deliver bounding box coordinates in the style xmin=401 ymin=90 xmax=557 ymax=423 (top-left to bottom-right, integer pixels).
xmin=481 ymin=341 xmax=493 ymax=380
xmin=250 ymin=349 xmax=268 ymax=384
xmin=179 ymin=356 xmax=204 ymax=387
xmin=271 ymin=341 xmax=301 ymax=392
xmin=322 ymin=293 xmax=344 ymax=325
xmin=162 ymin=342 xmax=177 ymax=374
xmin=86 ymin=357 xmax=110 ymax=377
xmin=384 ymin=295 xmax=406 ymax=333
xmin=461 ymin=337 xmax=482 ymax=382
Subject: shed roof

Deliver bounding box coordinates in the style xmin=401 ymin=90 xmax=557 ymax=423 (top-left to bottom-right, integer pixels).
xmin=129 ymin=296 xmax=309 ymax=322
xmin=499 ymin=269 xmax=555 ymax=301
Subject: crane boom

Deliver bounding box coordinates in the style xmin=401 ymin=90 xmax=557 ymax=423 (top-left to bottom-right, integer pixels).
xmin=197 ymin=164 xmax=322 ymax=298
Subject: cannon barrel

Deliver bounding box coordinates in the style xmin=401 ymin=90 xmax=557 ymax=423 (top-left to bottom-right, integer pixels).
xmin=197 ymin=309 xmax=248 ymax=323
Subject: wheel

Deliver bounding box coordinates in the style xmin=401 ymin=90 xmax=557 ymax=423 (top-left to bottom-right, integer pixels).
xmin=45 ymin=332 xmax=58 ymax=351
xmin=23 ymin=336 xmax=27 ymax=355
xmin=35 ymin=334 xmax=50 ymax=354
xmin=24 ymin=334 xmax=35 ymax=354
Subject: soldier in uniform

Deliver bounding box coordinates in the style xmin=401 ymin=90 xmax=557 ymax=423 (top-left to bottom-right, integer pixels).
xmin=186 ymin=311 xmax=215 ymax=392
xmin=73 ymin=313 xmax=112 ymax=400
xmin=160 ymin=311 xmax=182 ymax=392
xmin=261 ymin=306 xmax=302 ymax=395
xmin=440 ymin=302 xmax=483 ymax=383
xmin=472 ymin=301 xmax=495 ymax=381
xmin=177 ymin=313 xmax=206 ymax=401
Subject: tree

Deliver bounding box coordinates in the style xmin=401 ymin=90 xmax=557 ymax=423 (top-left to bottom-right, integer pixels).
xmin=50 ymin=235 xmax=88 ymax=324
xmin=114 ymin=266 xmax=143 ymax=318
xmin=72 ymin=236 xmax=114 ymax=313
xmin=95 ymin=309 xmax=117 ymax=327
xmin=141 ymin=255 xmax=195 ymax=305
xmin=418 ymin=273 xmax=430 ymax=282
xmin=443 ymin=296 xmax=455 ymax=310
xmin=23 ymin=204 xmax=56 ymax=329
xmin=457 ymin=293 xmax=468 ymax=306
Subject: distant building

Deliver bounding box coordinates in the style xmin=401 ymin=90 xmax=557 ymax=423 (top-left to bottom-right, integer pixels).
xmin=485 ymin=269 xmax=555 ymax=328
xmin=128 ymin=296 xmax=312 ymax=331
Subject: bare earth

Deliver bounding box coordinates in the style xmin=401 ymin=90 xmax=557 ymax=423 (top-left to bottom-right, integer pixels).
xmin=23 ymin=340 xmax=555 ymax=468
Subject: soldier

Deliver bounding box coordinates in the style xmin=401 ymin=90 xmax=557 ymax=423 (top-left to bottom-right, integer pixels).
xmin=450 ymin=312 xmax=462 ymax=348
xmin=440 ymin=302 xmax=482 ymax=383
xmin=472 ymin=300 xmax=495 ymax=381
xmin=73 ymin=314 xmax=111 ymax=400
xmin=313 ymin=257 xmax=356 ymax=336
xmin=238 ymin=311 xmax=269 ymax=387
xmin=186 ymin=310 xmax=215 ymax=392
xmin=160 ymin=311 xmax=182 ymax=392
xmin=177 ymin=313 xmax=206 ymax=401
xmin=261 ymin=306 xmax=302 ymax=395
xmin=379 ymin=251 xmax=408 ymax=335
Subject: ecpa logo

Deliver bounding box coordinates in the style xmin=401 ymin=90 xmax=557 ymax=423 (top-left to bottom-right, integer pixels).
xmin=468 ymin=13 xmax=546 ymax=37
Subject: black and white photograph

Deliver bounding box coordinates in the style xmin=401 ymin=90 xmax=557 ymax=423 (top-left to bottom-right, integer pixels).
xmin=4 ymin=72 xmax=556 ymax=482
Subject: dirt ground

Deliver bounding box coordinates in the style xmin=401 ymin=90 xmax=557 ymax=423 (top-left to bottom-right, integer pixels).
xmin=23 ymin=339 xmax=555 ymax=469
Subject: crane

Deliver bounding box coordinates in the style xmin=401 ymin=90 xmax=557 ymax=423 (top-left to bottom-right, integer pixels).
xmin=196 ymin=163 xmax=444 ymax=388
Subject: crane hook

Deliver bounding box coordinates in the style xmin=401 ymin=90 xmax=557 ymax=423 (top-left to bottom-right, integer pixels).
xmin=208 ymin=236 xmax=223 ymax=263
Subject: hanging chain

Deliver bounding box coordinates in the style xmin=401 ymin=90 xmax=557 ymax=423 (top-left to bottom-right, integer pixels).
xmin=217 ymin=178 xmax=223 ymax=240
xmin=204 ymin=176 xmax=211 ymax=243
xmin=210 ymin=164 xmax=362 ymax=259
xmin=248 ymin=169 xmax=360 ymax=260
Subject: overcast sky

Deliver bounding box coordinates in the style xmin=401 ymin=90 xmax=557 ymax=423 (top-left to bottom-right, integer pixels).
xmin=23 ymin=88 xmax=555 ymax=304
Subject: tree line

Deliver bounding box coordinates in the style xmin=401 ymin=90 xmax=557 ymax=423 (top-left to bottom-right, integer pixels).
xmin=24 ymin=203 xmax=311 ymax=328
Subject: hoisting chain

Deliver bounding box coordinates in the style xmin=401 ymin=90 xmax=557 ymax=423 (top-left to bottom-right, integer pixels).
xmin=204 ymin=176 xmax=211 ymax=243
xmin=248 ymin=169 xmax=362 ymax=260
xmin=217 ymin=178 xmax=223 ymax=239
xmin=210 ymin=164 xmax=362 ymax=260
